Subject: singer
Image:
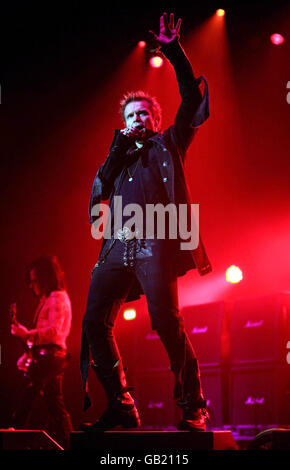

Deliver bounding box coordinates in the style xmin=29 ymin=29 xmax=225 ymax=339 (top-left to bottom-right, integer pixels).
xmin=80 ymin=12 xmax=212 ymax=432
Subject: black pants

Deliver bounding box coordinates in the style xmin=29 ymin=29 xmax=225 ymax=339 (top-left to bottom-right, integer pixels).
xmin=81 ymin=240 xmax=206 ymax=412
xmin=12 ymin=349 xmax=73 ymax=449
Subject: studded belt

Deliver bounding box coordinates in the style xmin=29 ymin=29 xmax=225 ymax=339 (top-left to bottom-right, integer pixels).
xmin=116 ymin=227 xmax=146 ymax=268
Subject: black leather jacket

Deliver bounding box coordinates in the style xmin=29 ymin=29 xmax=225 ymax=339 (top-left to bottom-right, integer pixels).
xmin=88 ymin=38 xmax=212 ymax=301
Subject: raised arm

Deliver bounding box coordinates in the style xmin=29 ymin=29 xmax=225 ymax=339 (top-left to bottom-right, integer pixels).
xmin=150 ymin=13 xmax=209 ymax=154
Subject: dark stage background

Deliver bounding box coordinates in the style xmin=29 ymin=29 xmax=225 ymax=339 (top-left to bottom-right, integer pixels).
xmin=0 ymin=1 xmax=289 ymax=432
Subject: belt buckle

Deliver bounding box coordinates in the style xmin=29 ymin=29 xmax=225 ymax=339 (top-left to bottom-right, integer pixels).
xmin=116 ymin=227 xmax=139 ymax=243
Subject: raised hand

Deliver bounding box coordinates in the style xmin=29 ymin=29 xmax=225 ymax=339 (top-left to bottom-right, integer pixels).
xmin=11 ymin=322 xmax=29 ymax=340
xmin=149 ymin=12 xmax=182 ymax=46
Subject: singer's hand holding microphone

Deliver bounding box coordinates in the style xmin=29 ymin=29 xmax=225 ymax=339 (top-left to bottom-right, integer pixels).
xmin=120 ymin=123 xmax=147 ymax=141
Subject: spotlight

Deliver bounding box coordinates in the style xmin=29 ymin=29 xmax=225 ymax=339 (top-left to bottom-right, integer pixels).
xmin=225 ymin=265 xmax=243 ymax=283
xmin=149 ymin=55 xmax=163 ymax=68
xmin=270 ymin=33 xmax=285 ymax=45
xmin=138 ymin=40 xmax=146 ymax=48
xmin=123 ymin=308 xmax=136 ymax=321
xmin=216 ymin=9 xmax=225 ymax=17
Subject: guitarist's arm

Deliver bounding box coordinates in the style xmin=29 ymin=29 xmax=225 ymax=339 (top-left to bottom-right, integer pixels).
xmin=10 ymin=303 xmax=32 ymax=342
xmin=10 ymin=304 xmax=35 ymax=372
xmin=11 ymin=322 xmax=30 ymax=341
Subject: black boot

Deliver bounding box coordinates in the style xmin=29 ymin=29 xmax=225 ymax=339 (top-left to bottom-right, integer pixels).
xmin=176 ymin=357 xmax=209 ymax=432
xmin=79 ymin=360 xmax=140 ymax=432
xmin=177 ymin=395 xmax=209 ymax=432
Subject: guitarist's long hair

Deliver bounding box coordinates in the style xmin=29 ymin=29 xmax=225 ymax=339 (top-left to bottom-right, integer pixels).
xmin=27 ymin=255 xmax=67 ymax=296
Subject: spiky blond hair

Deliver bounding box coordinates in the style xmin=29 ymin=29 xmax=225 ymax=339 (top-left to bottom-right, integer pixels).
xmin=119 ymin=90 xmax=162 ymax=131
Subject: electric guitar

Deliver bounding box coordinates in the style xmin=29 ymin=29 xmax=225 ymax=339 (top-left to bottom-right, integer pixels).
xmin=9 ymin=302 xmax=34 ymax=374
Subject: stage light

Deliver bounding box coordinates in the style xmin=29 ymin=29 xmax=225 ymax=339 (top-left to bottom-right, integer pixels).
xmin=225 ymin=265 xmax=243 ymax=283
xmin=270 ymin=34 xmax=285 ymax=45
xmin=123 ymin=308 xmax=136 ymax=321
xmin=138 ymin=40 xmax=146 ymax=48
xmin=216 ymin=9 xmax=225 ymax=17
xmin=149 ymin=55 xmax=163 ymax=68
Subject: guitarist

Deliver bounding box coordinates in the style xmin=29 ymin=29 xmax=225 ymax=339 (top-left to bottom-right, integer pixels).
xmin=10 ymin=255 xmax=73 ymax=449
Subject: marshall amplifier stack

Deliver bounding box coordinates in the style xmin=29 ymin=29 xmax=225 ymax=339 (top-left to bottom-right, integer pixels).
xmin=125 ymin=292 xmax=290 ymax=429
xmin=228 ymin=292 xmax=290 ymax=427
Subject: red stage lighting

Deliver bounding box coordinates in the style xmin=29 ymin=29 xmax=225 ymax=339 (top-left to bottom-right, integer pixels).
xmin=149 ymin=56 xmax=163 ymax=68
xmin=123 ymin=308 xmax=136 ymax=320
xmin=270 ymin=33 xmax=285 ymax=45
xmin=138 ymin=40 xmax=146 ymax=48
xmin=226 ymin=265 xmax=243 ymax=283
xmin=216 ymin=9 xmax=225 ymax=17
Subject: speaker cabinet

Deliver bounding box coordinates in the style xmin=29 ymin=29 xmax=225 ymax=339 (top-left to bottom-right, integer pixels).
xmin=134 ymin=326 xmax=170 ymax=373
xmin=229 ymin=293 xmax=290 ymax=365
xmin=229 ymin=363 xmax=290 ymax=426
xmin=133 ymin=371 xmax=178 ymax=429
xmin=200 ymin=366 xmax=224 ymax=428
xmin=182 ymin=301 xmax=229 ymax=367
xmin=248 ymin=429 xmax=290 ymax=450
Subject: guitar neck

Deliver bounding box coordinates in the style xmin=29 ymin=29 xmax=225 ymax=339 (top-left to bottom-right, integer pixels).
xmin=9 ymin=303 xmax=18 ymax=325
